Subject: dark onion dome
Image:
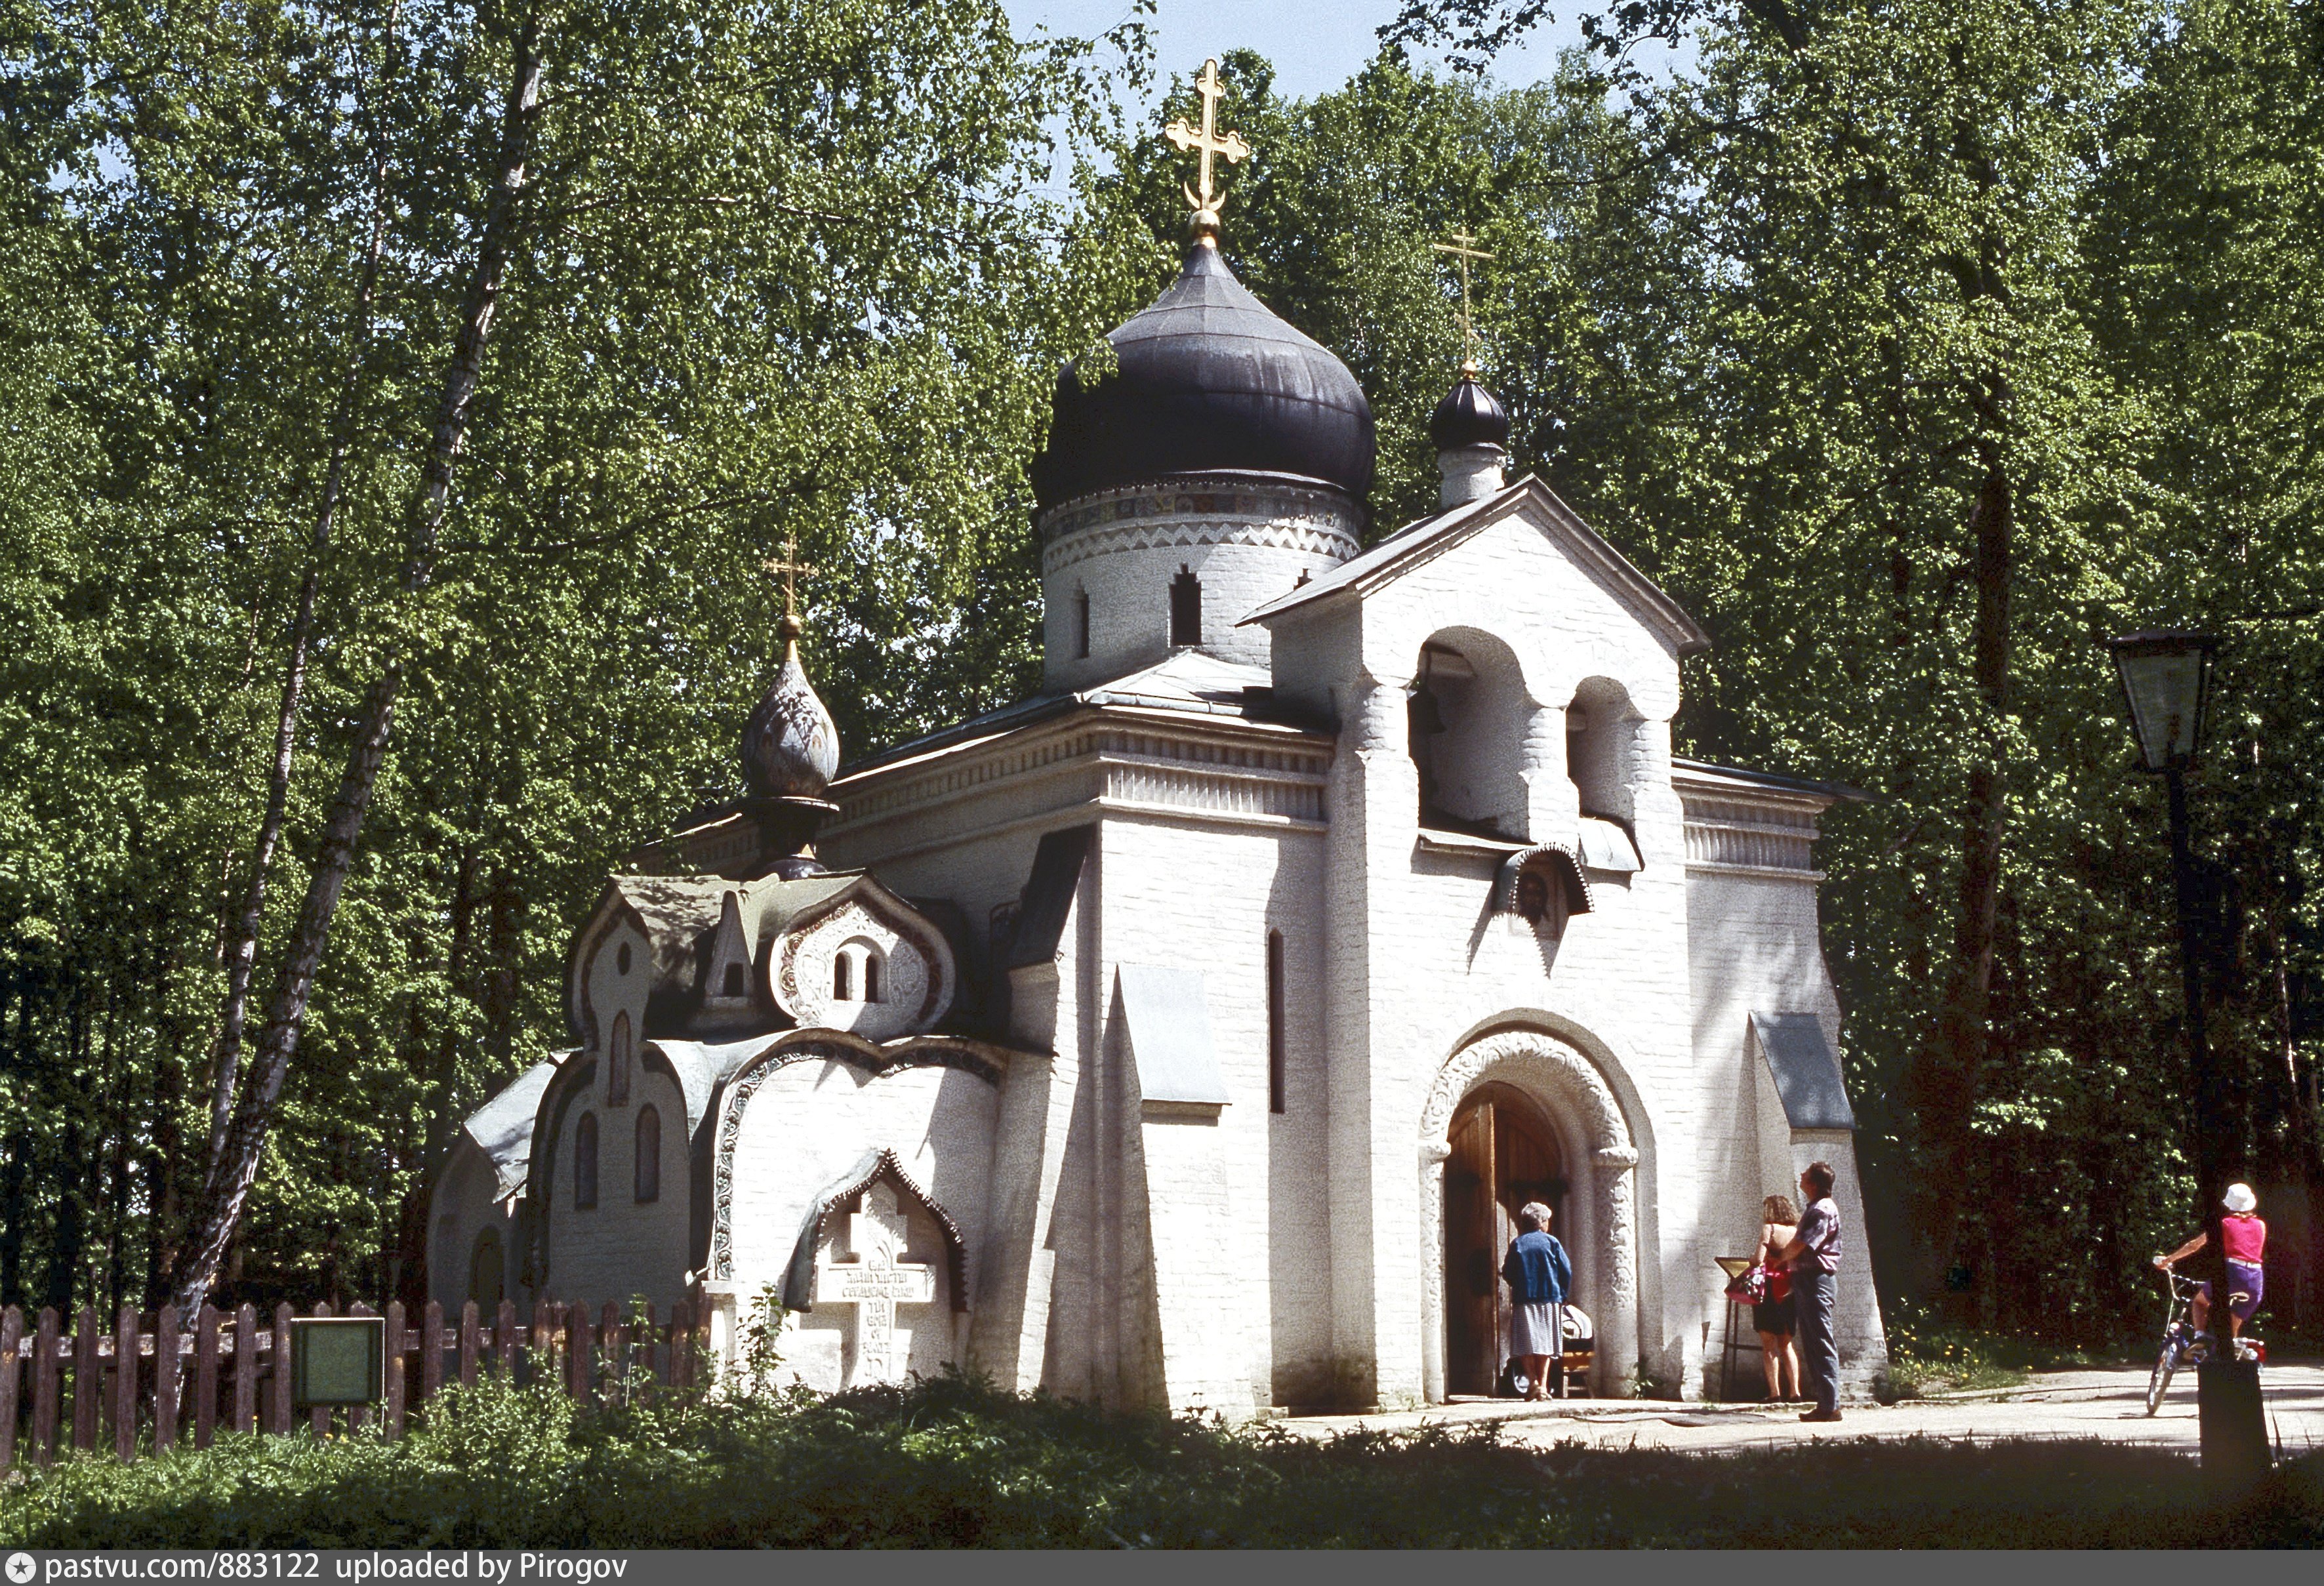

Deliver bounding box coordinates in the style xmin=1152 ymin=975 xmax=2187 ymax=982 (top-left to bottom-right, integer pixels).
xmin=1429 ymin=371 xmax=1510 ymax=452
xmin=740 ymin=617 xmax=840 ymax=802
xmin=1031 ymin=241 xmax=1376 ymax=511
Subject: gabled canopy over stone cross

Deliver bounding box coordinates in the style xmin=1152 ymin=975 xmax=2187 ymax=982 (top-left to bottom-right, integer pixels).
xmin=816 ymin=1180 xmax=936 ymax=1385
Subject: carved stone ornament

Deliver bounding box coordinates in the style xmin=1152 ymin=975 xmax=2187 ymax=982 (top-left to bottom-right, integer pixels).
xmin=1417 ymin=1026 xmax=1639 ymax=1400
xmin=773 ymin=895 xmax=948 ymax=1038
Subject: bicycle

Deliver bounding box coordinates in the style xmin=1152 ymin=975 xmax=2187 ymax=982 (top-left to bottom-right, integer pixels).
xmin=2145 ymin=1268 xmax=2216 ymax=1416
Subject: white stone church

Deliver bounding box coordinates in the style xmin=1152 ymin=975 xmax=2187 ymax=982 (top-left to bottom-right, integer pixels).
xmin=431 ymin=189 xmax=1887 ymax=1410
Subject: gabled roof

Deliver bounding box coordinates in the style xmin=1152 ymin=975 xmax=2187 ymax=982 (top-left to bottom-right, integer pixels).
xmin=1238 ymin=475 xmax=1712 ymax=659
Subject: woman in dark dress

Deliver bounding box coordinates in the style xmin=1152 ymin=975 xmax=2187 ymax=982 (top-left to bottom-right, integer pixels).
xmin=1753 ymin=1194 xmax=1801 ymax=1402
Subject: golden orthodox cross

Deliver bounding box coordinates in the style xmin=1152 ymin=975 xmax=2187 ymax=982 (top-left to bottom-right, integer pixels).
xmin=1165 ymin=58 xmax=1251 ymax=228
xmin=1433 ymin=229 xmax=1496 ymax=374
xmin=762 ymin=535 xmax=817 ymax=628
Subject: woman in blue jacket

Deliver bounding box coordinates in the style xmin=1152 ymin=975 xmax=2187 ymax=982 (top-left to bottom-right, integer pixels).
xmin=1503 ymin=1201 xmax=1574 ymax=1400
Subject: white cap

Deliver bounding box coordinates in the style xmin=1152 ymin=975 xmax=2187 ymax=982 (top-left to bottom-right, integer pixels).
xmin=2223 ymin=1183 xmax=2258 ymax=1213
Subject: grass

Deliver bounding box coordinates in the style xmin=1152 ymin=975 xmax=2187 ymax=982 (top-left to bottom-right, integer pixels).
xmin=3 ymin=1371 xmax=2320 ymax=1548
xmin=1879 ymin=1302 xmax=2111 ymax=1400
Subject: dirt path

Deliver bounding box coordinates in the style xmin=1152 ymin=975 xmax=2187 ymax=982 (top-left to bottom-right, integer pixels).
xmin=1284 ymin=1362 xmax=2324 ymax=1456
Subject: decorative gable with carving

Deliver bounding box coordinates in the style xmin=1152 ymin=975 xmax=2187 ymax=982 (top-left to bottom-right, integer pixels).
xmin=773 ymin=883 xmax=952 ymax=1040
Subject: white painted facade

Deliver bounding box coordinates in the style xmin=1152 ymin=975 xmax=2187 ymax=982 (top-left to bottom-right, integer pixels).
xmin=432 ymin=244 xmax=1885 ymax=1409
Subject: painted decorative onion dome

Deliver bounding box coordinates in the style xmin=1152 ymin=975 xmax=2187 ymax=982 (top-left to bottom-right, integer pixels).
xmin=740 ymin=616 xmax=839 ymax=802
xmin=1030 ymin=241 xmax=1376 ymax=510
xmin=1429 ymin=371 xmax=1510 ymax=452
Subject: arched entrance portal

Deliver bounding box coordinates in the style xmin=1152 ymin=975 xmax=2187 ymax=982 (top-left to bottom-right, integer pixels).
xmin=1442 ymin=1084 xmax=1564 ymax=1396
xmin=1420 ymin=1026 xmax=1641 ymax=1401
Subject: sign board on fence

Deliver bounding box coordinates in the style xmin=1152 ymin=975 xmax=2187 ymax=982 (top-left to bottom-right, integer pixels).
xmin=290 ymin=1316 xmax=386 ymax=1408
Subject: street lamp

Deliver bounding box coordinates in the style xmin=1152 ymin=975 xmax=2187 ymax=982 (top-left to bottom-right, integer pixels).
xmin=2108 ymin=631 xmax=2221 ymax=1206
xmin=2108 ymin=628 xmax=2264 ymax=1482
xmin=2110 ymin=630 xmax=2215 ymax=774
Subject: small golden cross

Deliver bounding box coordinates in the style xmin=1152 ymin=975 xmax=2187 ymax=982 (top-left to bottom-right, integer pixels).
xmin=1165 ymin=58 xmax=1251 ymax=227
xmin=762 ymin=535 xmax=817 ymax=624
xmin=1433 ymin=229 xmax=1496 ymax=374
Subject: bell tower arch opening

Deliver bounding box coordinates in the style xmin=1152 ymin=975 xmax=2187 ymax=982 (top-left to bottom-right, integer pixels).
xmin=1409 ymin=628 xmax=1530 ymax=837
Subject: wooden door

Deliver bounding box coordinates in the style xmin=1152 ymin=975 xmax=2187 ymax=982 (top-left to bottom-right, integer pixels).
xmin=1443 ymin=1085 xmax=1566 ymax=1396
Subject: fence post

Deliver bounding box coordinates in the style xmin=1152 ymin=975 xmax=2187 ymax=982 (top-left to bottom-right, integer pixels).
xmin=457 ymin=1300 xmax=479 ymax=1388
xmin=232 ymin=1303 xmax=257 ymax=1434
xmin=599 ymin=1301 xmax=622 ymax=1407
xmin=420 ymin=1301 xmax=443 ymax=1408
xmin=32 ymin=1308 xmax=60 ymax=1465
xmin=268 ymin=1302 xmax=294 ymax=1434
xmin=155 ymin=1303 xmax=181 ymax=1455
xmin=384 ymin=1301 xmax=407 ymax=1438
xmin=495 ymin=1298 xmax=516 ymax=1380
xmin=530 ymin=1299 xmax=554 ymax=1389
xmin=113 ymin=1301 xmax=140 ymax=1461
xmin=306 ymin=1301 xmax=334 ymax=1436
xmin=346 ymin=1304 xmax=375 ymax=1434
xmin=0 ymin=1305 xmax=20 ymax=1473
xmin=72 ymin=1304 xmax=99 ymax=1452
xmin=633 ymin=1301 xmax=656 ymax=1402
xmin=196 ymin=1305 xmax=221 ymax=1448
xmin=567 ymin=1303 xmax=593 ymax=1408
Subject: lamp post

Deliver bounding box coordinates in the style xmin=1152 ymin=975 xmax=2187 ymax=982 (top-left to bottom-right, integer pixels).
xmin=2108 ymin=629 xmax=2265 ymax=1482
xmin=2108 ymin=631 xmax=2223 ymax=1205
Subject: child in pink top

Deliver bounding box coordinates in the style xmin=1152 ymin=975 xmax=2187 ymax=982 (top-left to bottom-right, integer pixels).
xmin=2155 ymin=1183 xmax=2266 ymax=1344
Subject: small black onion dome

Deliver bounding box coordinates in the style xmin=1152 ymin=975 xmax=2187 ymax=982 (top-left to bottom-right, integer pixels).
xmin=739 ymin=619 xmax=840 ymax=801
xmin=1429 ymin=372 xmax=1510 ymax=452
xmin=1032 ymin=242 xmax=1376 ymax=510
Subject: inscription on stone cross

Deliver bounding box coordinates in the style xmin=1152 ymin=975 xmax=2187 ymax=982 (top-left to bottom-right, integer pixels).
xmin=817 ymin=1181 xmax=936 ymax=1385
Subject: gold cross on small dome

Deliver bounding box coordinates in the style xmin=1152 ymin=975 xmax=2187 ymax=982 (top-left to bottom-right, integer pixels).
xmin=1433 ymin=229 xmax=1496 ymax=376
xmin=762 ymin=535 xmax=818 ymax=638
xmin=1165 ymin=58 xmax=1251 ymax=239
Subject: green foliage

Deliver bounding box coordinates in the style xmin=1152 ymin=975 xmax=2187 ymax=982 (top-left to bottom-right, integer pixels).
xmin=0 ymin=0 xmax=1157 ymax=1312
xmin=4 ymin=1373 xmax=2322 ymax=1547
xmin=1877 ymin=1299 xmax=2105 ymax=1400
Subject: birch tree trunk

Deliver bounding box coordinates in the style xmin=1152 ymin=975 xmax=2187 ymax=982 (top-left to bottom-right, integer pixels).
xmin=205 ymin=9 xmax=405 ymax=1177
xmin=174 ymin=15 xmax=546 ymax=1320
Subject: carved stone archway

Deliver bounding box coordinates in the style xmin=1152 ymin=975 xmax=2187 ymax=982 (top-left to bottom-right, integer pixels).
xmin=1419 ymin=1027 xmax=1640 ymax=1400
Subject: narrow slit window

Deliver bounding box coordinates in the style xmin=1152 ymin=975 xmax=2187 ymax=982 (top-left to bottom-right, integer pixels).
xmin=634 ymin=1106 xmax=661 ymax=1204
xmin=1267 ymin=930 xmax=1286 ymax=1114
xmin=722 ymin=962 xmax=746 ymax=998
xmin=574 ymin=1112 xmax=599 ymax=1210
xmin=1170 ymin=565 xmax=1202 ymax=647
xmin=864 ymin=952 xmax=883 ymax=1004
xmin=1075 ymin=589 xmax=1091 ymax=659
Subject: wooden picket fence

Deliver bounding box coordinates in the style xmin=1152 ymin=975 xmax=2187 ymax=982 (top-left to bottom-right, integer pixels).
xmin=0 ymin=1297 xmax=706 ymax=1472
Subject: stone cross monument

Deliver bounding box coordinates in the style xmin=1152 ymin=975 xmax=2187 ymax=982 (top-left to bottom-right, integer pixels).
xmin=817 ymin=1181 xmax=936 ymax=1385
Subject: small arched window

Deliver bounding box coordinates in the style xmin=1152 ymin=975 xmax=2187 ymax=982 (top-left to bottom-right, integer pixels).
xmin=616 ymin=941 xmax=632 ymax=975
xmin=1170 ymin=565 xmax=1202 ymax=646
xmin=607 ymin=1011 xmax=632 ymax=1105
xmin=634 ymin=1105 xmax=661 ymax=1204
xmin=574 ymin=1112 xmax=599 ymax=1210
xmin=863 ymin=951 xmax=884 ymax=1004
xmin=468 ymin=1227 xmax=504 ymax=1310
xmin=834 ymin=954 xmax=853 ymax=1001
xmin=722 ymin=961 xmax=746 ymax=998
